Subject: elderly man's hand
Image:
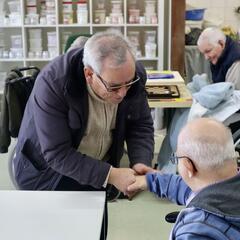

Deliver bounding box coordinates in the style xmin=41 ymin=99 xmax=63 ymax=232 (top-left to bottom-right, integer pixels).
xmin=108 ymin=167 xmax=136 ymax=195
xmin=132 ymin=163 xmax=155 ymax=175
xmin=127 ymin=175 xmax=147 ymax=192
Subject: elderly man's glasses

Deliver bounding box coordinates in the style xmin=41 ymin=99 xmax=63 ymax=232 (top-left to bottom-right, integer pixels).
xmin=95 ymin=73 xmax=140 ymax=92
xmin=170 ymin=152 xmax=197 ymax=171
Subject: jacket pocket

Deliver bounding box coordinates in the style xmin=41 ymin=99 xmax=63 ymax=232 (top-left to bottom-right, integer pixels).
xmin=21 ymin=139 xmax=47 ymax=171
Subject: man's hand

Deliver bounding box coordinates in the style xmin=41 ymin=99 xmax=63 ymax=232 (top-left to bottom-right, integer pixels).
xmin=132 ymin=163 xmax=155 ymax=175
xmin=127 ymin=175 xmax=147 ymax=192
xmin=108 ymin=167 xmax=136 ymax=195
xmin=123 ymin=163 xmax=155 ymax=199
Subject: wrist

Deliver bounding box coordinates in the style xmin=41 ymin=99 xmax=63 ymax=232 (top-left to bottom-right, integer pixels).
xmin=108 ymin=167 xmax=117 ymax=185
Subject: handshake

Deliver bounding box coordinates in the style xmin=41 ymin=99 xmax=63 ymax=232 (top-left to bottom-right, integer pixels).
xmin=108 ymin=163 xmax=156 ymax=200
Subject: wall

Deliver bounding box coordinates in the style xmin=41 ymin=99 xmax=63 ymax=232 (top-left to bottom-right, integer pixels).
xmin=186 ymin=0 xmax=240 ymax=31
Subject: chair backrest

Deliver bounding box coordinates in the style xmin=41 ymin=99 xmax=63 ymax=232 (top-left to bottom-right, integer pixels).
xmin=64 ymin=34 xmax=91 ymax=53
xmin=7 ymin=66 xmax=40 ymax=137
xmin=0 ymin=66 xmax=40 ymax=153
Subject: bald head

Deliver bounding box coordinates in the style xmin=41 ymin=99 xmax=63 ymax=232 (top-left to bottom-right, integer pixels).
xmin=197 ymin=28 xmax=226 ymax=47
xmin=177 ymin=118 xmax=235 ymax=170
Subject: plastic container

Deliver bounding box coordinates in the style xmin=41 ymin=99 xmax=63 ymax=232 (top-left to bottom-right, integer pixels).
xmin=27 ymin=6 xmax=37 ymax=14
xmin=77 ymin=2 xmax=87 ymax=11
xmin=94 ymin=9 xmax=106 ymax=24
xmin=11 ymin=35 xmax=22 ymax=48
xmin=29 ymin=29 xmax=42 ymax=39
xmin=128 ymin=31 xmax=140 ymax=46
xmin=0 ymin=31 xmax=5 ymax=47
xmin=145 ymin=30 xmax=156 ymax=43
xmin=9 ymin=13 xmax=21 ymax=25
xmin=185 ymin=9 xmax=205 ymax=21
xmin=128 ymin=9 xmax=140 ymax=23
xmin=48 ymin=46 xmax=57 ymax=58
xmin=62 ymin=2 xmax=73 ymax=12
xmin=63 ymin=12 xmax=73 ymax=24
xmin=28 ymin=14 xmax=39 ymax=25
xmin=145 ymin=0 xmax=156 ymax=14
xmin=29 ymin=38 xmax=42 ymax=48
xmin=145 ymin=42 xmax=156 ymax=58
xmin=47 ymin=32 xmax=56 ymax=46
xmin=46 ymin=14 xmax=56 ymax=24
xmin=10 ymin=48 xmax=23 ymax=58
xmin=26 ymin=0 xmax=37 ymax=5
xmin=97 ymin=0 xmax=105 ymax=9
xmin=8 ymin=1 xmax=21 ymax=14
xmin=77 ymin=10 xmax=88 ymax=24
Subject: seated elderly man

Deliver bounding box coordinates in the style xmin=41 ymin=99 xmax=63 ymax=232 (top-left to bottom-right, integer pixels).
xmin=128 ymin=118 xmax=240 ymax=239
xmin=197 ymin=27 xmax=240 ymax=90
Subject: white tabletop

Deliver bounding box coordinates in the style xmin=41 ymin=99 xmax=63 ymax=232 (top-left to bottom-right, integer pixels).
xmin=0 ymin=190 xmax=105 ymax=240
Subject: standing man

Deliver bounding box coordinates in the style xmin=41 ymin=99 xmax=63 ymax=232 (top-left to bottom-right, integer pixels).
xmin=13 ymin=30 xmax=154 ymax=239
xmin=197 ymin=27 xmax=240 ymax=90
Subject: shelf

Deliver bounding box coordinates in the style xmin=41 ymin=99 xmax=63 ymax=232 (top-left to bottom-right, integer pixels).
xmin=0 ymin=25 xmax=22 ymax=28
xmin=0 ymin=0 xmax=166 ymax=72
xmin=138 ymin=57 xmax=159 ymax=61
xmin=25 ymin=58 xmax=54 ymax=62
xmin=0 ymin=59 xmax=25 ymax=62
xmin=59 ymin=24 xmax=91 ymax=28
xmin=92 ymin=24 xmax=125 ymax=27
xmin=24 ymin=25 xmax=57 ymax=28
xmin=126 ymin=24 xmax=159 ymax=27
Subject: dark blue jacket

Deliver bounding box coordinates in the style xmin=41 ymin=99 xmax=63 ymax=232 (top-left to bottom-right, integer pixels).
xmin=146 ymin=173 xmax=240 ymax=239
xmin=211 ymin=36 xmax=240 ymax=83
xmin=14 ymin=49 xmax=154 ymax=190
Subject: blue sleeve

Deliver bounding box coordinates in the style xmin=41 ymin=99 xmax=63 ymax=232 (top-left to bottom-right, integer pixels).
xmin=146 ymin=173 xmax=192 ymax=205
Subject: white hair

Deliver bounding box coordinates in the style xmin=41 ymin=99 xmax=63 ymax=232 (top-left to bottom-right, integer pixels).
xmin=197 ymin=27 xmax=226 ymax=47
xmin=83 ymin=30 xmax=135 ymax=74
xmin=178 ymin=121 xmax=236 ymax=170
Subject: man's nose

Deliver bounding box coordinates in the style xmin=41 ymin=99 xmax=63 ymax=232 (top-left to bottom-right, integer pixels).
xmin=116 ymin=87 xmax=127 ymax=97
xmin=204 ymin=54 xmax=210 ymax=60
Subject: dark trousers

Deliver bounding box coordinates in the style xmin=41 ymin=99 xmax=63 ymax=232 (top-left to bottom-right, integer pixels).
xmin=55 ymin=176 xmax=108 ymax=240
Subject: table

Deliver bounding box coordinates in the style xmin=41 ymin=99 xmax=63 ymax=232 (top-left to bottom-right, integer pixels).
xmin=0 ymin=191 xmax=105 ymax=240
xmin=146 ymin=71 xmax=192 ymax=108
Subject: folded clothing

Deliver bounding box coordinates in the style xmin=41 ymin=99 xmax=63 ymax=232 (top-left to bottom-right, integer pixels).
xmin=193 ymin=82 xmax=234 ymax=109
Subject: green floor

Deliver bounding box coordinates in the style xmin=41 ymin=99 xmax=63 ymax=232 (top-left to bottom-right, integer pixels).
xmin=0 ymin=134 xmax=182 ymax=240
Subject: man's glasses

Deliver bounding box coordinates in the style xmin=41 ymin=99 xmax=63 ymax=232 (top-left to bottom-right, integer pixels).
xmin=170 ymin=152 xmax=197 ymax=171
xmin=95 ymin=73 xmax=140 ymax=92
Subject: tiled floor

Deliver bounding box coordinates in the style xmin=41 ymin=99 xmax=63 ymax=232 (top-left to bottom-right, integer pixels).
xmin=0 ymin=134 xmax=182 ymax=240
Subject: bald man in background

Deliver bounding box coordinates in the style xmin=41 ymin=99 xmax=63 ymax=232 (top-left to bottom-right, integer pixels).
xmin=128 ymin=118 xmax=240 ymax=239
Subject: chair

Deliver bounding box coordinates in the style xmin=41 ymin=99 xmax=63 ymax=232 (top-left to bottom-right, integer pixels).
xmin=0 ymin=66 xmax=40 ymax=189
xmin=64 ymin=34 xmax=91 ymax=53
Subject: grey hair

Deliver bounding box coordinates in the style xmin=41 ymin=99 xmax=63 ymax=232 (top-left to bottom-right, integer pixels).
xmin=197 ymin=27 xmax=226 ymax=47
xmin=178 ymin=122 xmax=235 ymax=170
xmin=83 ymin=30 xmax=136 ymax=74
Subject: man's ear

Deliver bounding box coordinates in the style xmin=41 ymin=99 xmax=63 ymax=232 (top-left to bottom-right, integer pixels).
xmin=84 ymin=67 xmax=93 ymax=84
xmin=182 ymin=158 xmax=196 ymax=179
xmin=218 ymin=40 xmax=225 ymax=49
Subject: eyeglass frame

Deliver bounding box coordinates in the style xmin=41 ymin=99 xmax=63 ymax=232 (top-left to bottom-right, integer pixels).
xmin=170 ymin=152 xmax=197 ymax=171
xmin=95 ymin=72 xmax=140 ymax=92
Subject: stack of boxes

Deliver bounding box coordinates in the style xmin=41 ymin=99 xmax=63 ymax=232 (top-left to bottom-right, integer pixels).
xmin=144 ymin=0 xmax=158 ymax=24
xmin=108 ymin=0 xmax=123 ymax=24
xmin=28 ymin=29 xmax=42 ymax=58
xmin=94 ymin=0 xmax=106 ymax=24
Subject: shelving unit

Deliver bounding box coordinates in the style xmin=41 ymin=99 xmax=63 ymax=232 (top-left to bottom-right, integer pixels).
xmin=0 ymin=0 xmax=167 ymax=77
